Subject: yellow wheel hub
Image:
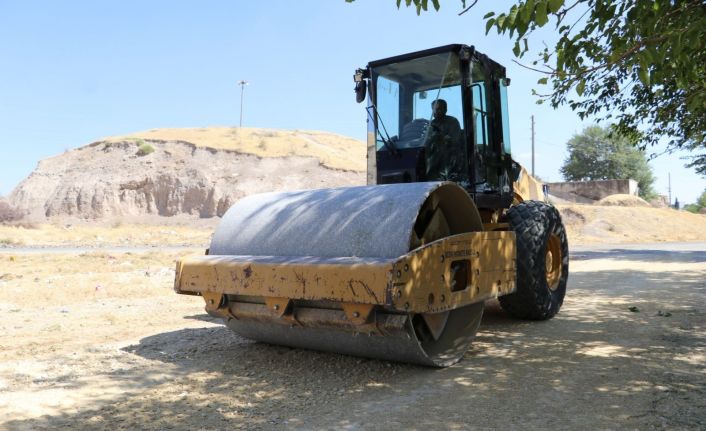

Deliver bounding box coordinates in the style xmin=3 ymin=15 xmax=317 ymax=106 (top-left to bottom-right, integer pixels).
xmin=545 ymin=233 xmax=562 ymax=291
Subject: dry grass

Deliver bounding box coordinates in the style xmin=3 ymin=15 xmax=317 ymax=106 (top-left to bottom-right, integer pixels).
xmin=0 ymin=251 xmax=190 ymax=307
xmin=104 ymin=127 xmax=366 ymax=172
xmin=558 ymin=204 xmax=706 ymax=244
xmin=0 ymin=250 xmax=206 ymax=367
xmin=0 ymin=224 xmax=213 ymax=248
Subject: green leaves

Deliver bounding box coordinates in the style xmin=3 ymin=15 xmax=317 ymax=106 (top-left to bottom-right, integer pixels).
xmin=520 ymin=0 xmax=535 ymax=23
xmin=383 ymin=0 xmax=440 ymax=14
xmin=534 ymin=0 xmax=548 ymax=26
xmin=485 ymin=18 xmax=496 ymax=34
xmin=547 ymin=0 xmax=563 ymax=14
xmin=556 ymin=48 xmax=565 ymax=72
xmin=481 ymin=0 xmax=706 ymax=176
xmin=507 ymin=5 xmax=519 ymax=27
xmin=513 ymin=41 xmax=521 ymax=57
xmin=410 ymin=0 xmax=441 ymax=14
xmin=359 ymin=0 xmax=706 ymax=176
xmin=485 ymin=0 xmax=564 ymax=47
xmin=638 ymin=66 xmax=650 ymax=87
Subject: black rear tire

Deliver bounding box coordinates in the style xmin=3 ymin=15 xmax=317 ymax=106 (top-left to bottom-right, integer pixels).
xmin=499 ymin=201 xmax=569 ymax=320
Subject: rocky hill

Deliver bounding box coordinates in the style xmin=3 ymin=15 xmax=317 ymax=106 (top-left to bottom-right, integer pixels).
xmin=10 ymin=127 xmax=366 ymax=219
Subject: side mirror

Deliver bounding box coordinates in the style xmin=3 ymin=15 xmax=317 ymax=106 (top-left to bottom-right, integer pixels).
xmin=355 ymin=80 xmax=367 ymax=104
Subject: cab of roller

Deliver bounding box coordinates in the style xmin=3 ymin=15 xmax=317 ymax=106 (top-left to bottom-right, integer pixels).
xmin=357 ymin=44 xmax=515 ymax=210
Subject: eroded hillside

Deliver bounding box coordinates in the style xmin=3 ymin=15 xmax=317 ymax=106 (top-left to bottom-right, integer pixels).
xmin=10 ymin=128 xmax=365 ymax=219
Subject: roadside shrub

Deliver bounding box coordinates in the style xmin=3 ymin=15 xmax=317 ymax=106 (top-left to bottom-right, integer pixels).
xmin=0 ymin=237 xmax=22 ymax=246
xmin=137 ymin=143 xmax=155 ymax=156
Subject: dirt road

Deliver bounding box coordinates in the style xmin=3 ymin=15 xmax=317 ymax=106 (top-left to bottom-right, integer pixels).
xmin=1 ymin=243 xmax=704 ymax=430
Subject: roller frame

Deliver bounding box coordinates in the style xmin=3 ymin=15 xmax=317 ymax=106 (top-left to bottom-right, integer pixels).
xmin=175 ymin=230 xmax=516 ymax=319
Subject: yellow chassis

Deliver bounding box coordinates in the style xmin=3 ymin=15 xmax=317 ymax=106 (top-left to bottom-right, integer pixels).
xmin=176 ymin=231 xmax=516 ymax=324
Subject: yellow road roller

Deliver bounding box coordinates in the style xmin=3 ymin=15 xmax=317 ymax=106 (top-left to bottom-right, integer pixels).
xmin=174 ymin=44 xmax=569 ymax=367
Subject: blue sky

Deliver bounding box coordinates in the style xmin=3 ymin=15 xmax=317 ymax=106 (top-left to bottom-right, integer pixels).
xmin=1 ymin=0 xmax=704 ymax=204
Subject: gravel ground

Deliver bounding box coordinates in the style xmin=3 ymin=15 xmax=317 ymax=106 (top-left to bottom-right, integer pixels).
xmin=0 ymin=243 xmax=704 ymax=430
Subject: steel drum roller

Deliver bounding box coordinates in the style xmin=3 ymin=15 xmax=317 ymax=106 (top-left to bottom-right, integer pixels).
xmin=209 ymin=182 xmax=485 ymax=366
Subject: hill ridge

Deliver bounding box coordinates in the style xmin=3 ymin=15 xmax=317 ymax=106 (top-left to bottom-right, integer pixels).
xmin=103 ymin=126 xmax=366 ymax=172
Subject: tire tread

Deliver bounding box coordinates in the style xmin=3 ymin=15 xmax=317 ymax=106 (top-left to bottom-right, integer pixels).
xmin=499 ymin=201 xmax=569 ymax=320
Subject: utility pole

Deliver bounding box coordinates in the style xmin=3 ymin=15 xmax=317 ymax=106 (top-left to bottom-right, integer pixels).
xmin=531 ymin=115 xmax=535 ymax=177
xmin=238 ymin=80 xmax=249 ymax=128
xmin=668 ymin=172 xmax=672 ymax=206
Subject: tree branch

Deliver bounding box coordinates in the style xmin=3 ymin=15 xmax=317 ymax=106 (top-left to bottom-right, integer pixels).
xmin=457 ymin=0 xmax=478 ymax=16
xmin=512 ymin=59 xmax=554 ymax=75
xmin=557 ymin=0 xmax=583 ymax=23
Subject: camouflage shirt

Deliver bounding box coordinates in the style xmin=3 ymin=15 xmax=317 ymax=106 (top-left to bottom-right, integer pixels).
xmin=424 ymin=115 xmax=466 ymax=181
